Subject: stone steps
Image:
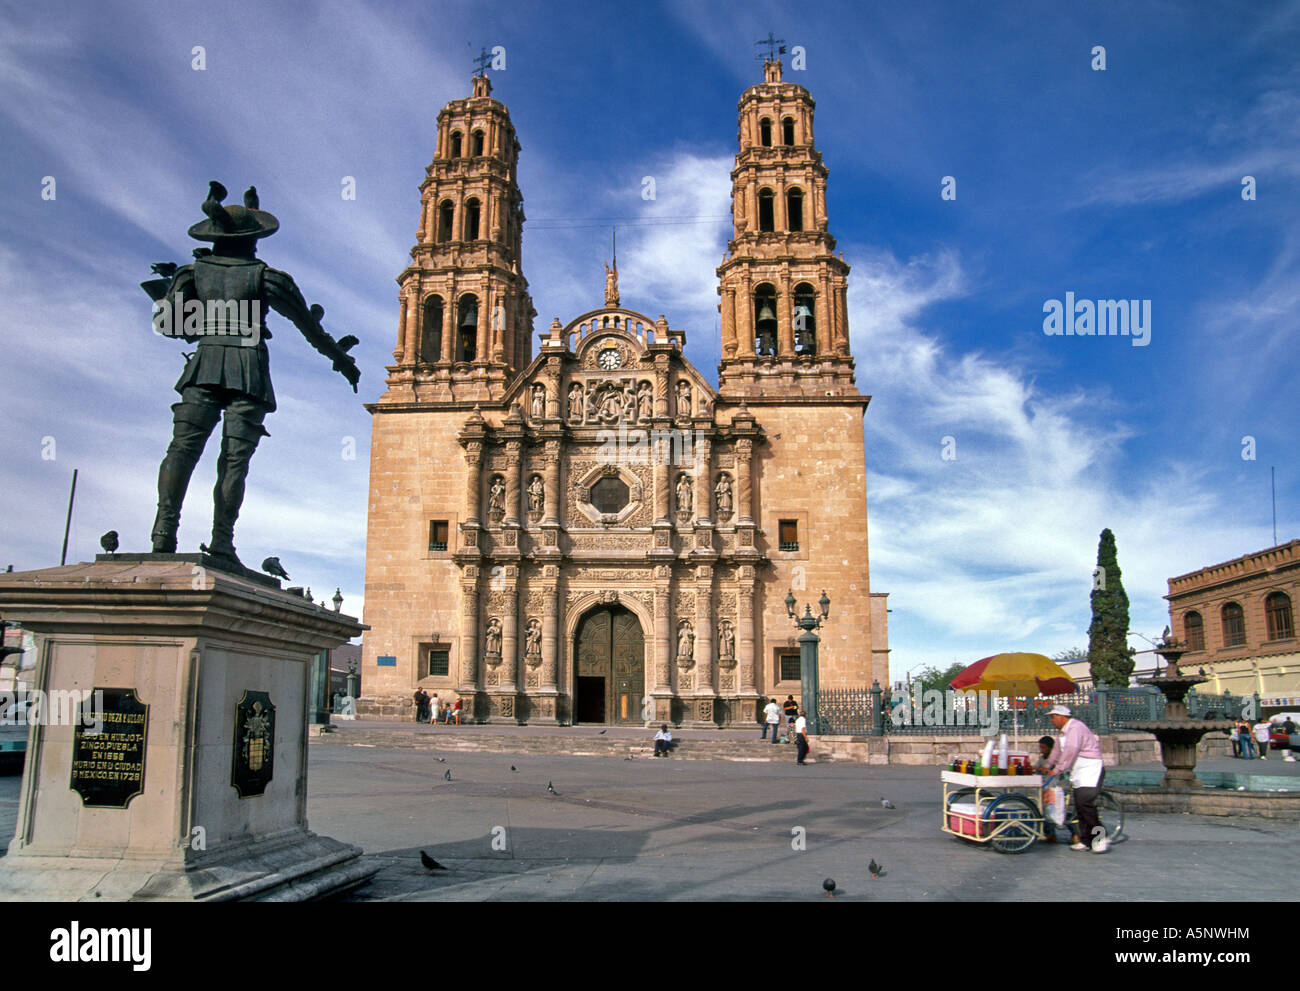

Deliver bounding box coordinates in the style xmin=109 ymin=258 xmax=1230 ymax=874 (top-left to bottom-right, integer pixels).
xmin=310 ymin=728 xmax=820 ymax=763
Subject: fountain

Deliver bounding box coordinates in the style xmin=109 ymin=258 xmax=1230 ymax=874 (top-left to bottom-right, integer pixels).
xmin=1121 ymin=628 xmax=1235 ymax=788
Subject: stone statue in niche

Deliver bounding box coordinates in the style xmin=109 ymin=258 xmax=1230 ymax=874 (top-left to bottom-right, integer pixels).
xmin=714 ymin=474 xmax=733 ymax=519
xmin=524 ymin=618 xmax=542 ymax=665
xmin=488 ymin=476 xmax=506 ymax=520
xmin=676 ymin=621 xmax=694 ymax=666
xmin=637 ymin=381 xmax=653 ymax=420
xmin=675 ymin=473 xmax=693 ymax=515
xmin=530 ymin=384 xmax=545 ymax=419
xmin=527 ymin=475 xmax=544 ymax=514
xmin=568 ymin=382 xmax=584 ymax=421
xmin=718 ymin=620 xmax=735 ymax=662
xmin=484 ymin=617 xmax=502 ymax=659
xmin=675 ymin=379 xmax=691 ymax=419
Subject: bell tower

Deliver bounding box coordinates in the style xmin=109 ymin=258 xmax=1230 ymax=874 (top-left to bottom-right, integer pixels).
xmin=384 ymin=71 xmax=536 ymax=404
xmin=717 ymin=58 xmax=855 ymax=397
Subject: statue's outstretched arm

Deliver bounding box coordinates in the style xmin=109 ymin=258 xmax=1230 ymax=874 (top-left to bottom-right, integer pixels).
xmin=264 ymin=268 xmax=360 ymax=391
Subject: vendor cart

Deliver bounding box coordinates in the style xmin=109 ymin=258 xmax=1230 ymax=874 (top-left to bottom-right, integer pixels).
xmin=940 ymin=770 xmax=1045 ymax=854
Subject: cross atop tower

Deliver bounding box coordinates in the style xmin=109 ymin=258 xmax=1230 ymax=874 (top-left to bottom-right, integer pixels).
xmin=471 ymin=45 xmax=492 ymax=78
xmin=754 ymin=33 xmax=785 ymax=62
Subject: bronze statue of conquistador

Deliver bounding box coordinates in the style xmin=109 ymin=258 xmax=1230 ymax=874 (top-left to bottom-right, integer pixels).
xmin=145 ymin=181 xmax=360 ymax=570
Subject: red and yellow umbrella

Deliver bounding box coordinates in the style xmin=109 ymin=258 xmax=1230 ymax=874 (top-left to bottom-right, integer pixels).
xmin=949 ymin=652 xmax=1076 ymax=698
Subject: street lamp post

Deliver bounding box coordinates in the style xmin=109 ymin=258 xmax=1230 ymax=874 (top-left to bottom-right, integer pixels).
xmin=786 ymin=589 xmax=831 ymax=735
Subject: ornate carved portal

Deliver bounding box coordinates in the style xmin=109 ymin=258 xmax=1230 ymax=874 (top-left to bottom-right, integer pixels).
xmin=573 ymin=605 xmax=645 ymax=725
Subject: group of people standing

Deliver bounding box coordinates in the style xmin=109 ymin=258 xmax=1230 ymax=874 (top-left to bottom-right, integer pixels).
xmin=761 ymin=696 xmax=811 ymax=764
xmin=1231 ymin=716 xmax=1296 ymax=761
xmin=413 ymin=689 xmax=461 ymax=725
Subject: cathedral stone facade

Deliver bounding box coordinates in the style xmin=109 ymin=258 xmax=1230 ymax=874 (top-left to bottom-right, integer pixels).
xmin=359 ymin=62 xmax=890 ymax=726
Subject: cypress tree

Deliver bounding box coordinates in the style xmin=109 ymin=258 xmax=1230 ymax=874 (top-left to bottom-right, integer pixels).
xmin=1087 ymin=528 xmax=1136 ymax=686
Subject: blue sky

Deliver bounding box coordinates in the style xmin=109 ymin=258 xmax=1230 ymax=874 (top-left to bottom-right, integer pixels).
xmin=1 ymin=0 xmax=1296 ymax=679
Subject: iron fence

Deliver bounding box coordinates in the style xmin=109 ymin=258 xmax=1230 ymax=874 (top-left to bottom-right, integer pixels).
xmin=814 ymin=682 xmax=1258 ymax=737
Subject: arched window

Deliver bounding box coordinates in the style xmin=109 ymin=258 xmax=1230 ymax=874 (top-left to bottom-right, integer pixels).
xmin=472 ymin=129 xmax=485 ymax=156
xmin=792 ymin=283 xmax=816 ymax=355
xmin=450 ymin=131 xmax=462 ymax=158
xmin=787 ymin=187 xmax=804 ymax=232
xmin=421 ymin=296 xmax=444 ymax=364
xmin=1184 ymin=611 xmax=1204 ymax=652
xmin=758 ymin=188 xmax=774 ymax=232
xmin=753 ymin=284 xmax=777 ymax=356
xmin=759 ymin=117 xmax=772 ymax=147
xmin=437 ymin=200 xmax=454 ymax=243
xmin=457 ymin=294 xmax=478 ymax=362
xmin=782 ymin=116 xmax=795 ymax=145
xmin=1221 ymin=602 xmax=1246 ymax=647
xmin=1266 ymin=592 xmax=1294 ymax=641
xmin=465 ymin=198 xmax=481 ymax=241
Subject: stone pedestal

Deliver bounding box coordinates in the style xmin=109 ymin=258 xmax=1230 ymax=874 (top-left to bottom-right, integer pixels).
xmin=0 ymin=558 xmax=378 ymax=901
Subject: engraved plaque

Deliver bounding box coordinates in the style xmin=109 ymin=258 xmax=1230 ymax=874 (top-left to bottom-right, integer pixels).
xmin=70 ymin=688 xmax=148 ymax=809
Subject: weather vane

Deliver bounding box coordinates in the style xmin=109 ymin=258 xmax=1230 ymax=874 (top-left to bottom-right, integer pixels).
xmin=469 ymin=43 xmax=492 ymax=77
xmin=754 ymin=32 xmax=786 ymax=62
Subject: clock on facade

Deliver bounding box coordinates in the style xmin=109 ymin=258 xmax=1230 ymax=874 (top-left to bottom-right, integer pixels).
xmin=597 ymin=347 xmax=622 ymax=370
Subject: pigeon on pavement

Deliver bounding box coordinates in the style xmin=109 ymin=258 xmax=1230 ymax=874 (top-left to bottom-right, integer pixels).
xmin=822 ymin=878 xmax=836 ymax=897
xmin=420 ymin=851 xmax=447 ymax=872
xmin=434 ymin=757 xmax=446 ymax=763
xmin=869 ymin=858 xmax=885 ymax=879
xmin=547 ymin=781 xmax=558 ymax=795
xmin=443 ymin=769 xmax=452 ymax=781
xmin=599 ymin=729 xmax=607 ymax=734
xmin=510 ymin=765 xmax=518 ymax=772
xmin=880 ymin=796 xmax=895 ymax=809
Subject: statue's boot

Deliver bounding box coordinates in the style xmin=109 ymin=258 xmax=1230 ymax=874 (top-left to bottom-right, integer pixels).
xmin=206 ymin=410 xmax=267 ymax=570
xmin=151 ymin=400 xmax=221 ymax=552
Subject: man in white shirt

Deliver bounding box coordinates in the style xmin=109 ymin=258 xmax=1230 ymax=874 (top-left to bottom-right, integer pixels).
xmin=1253 ymin=718 xmax=1272 ymax=760
xmin=795 ymin=710 xmax=810 ymax=765
xmin=653 ymin=724 xmax=673 ymax=757
xmin=762 ymin=698 xmax=781 ymax=743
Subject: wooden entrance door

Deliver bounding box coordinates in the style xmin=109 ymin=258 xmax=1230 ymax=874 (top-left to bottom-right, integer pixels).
xmin=574 ymin=606 xmax=644 ymax=725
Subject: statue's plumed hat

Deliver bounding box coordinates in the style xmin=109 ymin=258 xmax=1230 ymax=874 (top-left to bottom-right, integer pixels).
xmin=188 ymin=181 xmax=279 ymax=241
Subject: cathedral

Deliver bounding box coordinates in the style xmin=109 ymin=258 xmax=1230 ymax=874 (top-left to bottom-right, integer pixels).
xmin=359 ymin=59 xmax=890 ymax=726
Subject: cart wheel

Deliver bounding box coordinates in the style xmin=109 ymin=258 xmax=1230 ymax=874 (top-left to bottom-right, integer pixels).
xmin=945 ymin=788 xmax=976 ymax=810
xmin=1096 ymin=790 xmax=1124 ymax=841
xmin=985 ymin=793 xmax=1040 ymax=854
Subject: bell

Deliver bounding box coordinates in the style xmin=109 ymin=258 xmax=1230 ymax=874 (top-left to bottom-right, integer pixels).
xmin=793 ymin=304 xmax=812 ymax=321
xmin=756 ymin=302 xmax=777 ymax=325
xmin=459 ymin=305 xmax=477 ymax=329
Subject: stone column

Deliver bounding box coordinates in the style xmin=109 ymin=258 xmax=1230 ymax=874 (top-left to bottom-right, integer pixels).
xmin=721 ymin=288 xmax=737 ymax=357
xmin=738 ymin=583 xmax=756 ymax=693
xmin=543 ymin=440 xmax=561 ymax=524
xmin=777 ymin=271 xmax=794 ymax=357
xmin=694 ymin=566 xmax=715 ymax=719
xmin=541 ymin=581 xmax=559 ymax=692
xmin=476 ymin=286 xmax=490 ymax=363
xmin=394 ymin=294 xmax=409 ymax=362
xmin=505 ymin=440 xmax=522 ymax=526
xmin=464 ymin=442 xmax=484 ymax=526
xmin=654 ymin=356 xmax=670 ymax=418
xmin=737 ymin=276 xmax=754 ymax=357
xmin=694 ymin=437 xmax=713 ymax=525
xmin=500 ymin=576 xmax=518 ymax=695
xmin=835 ymin=282 xmax=849 ymax=354
xmin=735 ymin=438 xmax=754 ymax=525
xmin=441 ymin=287 xmax=455 ymax=363
xmin=459 ymin=581 xmax=480 ymax=694
xmin=653 ymin=573 xmax=671 ymax=721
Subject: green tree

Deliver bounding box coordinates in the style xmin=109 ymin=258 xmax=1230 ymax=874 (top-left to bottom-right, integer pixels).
xmin=1087 ymin=528 xmax=1136 ymax=686
xmin=1053 ymin=647 xmax=1088 ymax=662
xmin=913 ymin=662 xmax=967 ymax=693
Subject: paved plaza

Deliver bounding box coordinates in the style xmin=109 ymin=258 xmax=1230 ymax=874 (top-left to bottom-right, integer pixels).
xmin=2 ymin=732 xmax=1294 ymax=901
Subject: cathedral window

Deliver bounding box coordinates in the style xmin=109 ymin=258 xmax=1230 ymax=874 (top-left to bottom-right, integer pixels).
xmin=787 ymin=188 xmax=804 ymax=232
xmin=779 ymin=652 xmax=801 ymax=682
xmin=792 ymin=283 xmax=816 ymax=354
xmin=421 ymin=296 xmax=444 ymax=363
xmin=1183 ymin=611 xmax=1204 ymax=651
xmin=428 ymin=520 xmax=449 ymax=552
xmin=590 ymin=476 xmax=630 ymax=514
xmin=782 ymin=116 xmax=795 ymax=145
xmin=758 ymin=189 xmax=774 ymax=232
xmin=753 ymin=284 xmax=777 ymax=356
xmin=760 ymin=117 xmax=772 ymax=146
xmin=450 ymin=131 xmax=462 ymax=157
xmin=1221 ymin=602 xmax=1245 ymax=647
xmin=424 ymin=645 xmax=450 ymax=678
xmin=779 ymin=519 xmax=799 ymax=552
xmin=457 ymin=295 xmax=478 ymax=362
xmin=465 ymin=198 xmax=481 ymax=240
xmin=438 ymin=200 xmax=454 ymax=243
xmin=472 ymin=129 xmax=485 ymax=156
xmin=1266 ymin=592 xmax=1294 ymax=641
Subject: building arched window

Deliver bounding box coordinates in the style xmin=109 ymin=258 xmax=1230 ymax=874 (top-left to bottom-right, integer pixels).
xmin=472 ymin=129 xmax=485 ymax=156
xmin=1221 ymin=602 xmax=1246 ymax=647
xmin=782 ymin=116 xmax=795 ymax=145
xmin=758 ymin=188 xmax=774 ymax=232
xmin=753 ymin=284 xmax=777 ymax=356
xmin=437 ymin=200 xmax=454 ymax=243
xmin=421 ymin=296 xmax=444 ymax=363
xmin=457 ymin=294 xmax=478 ymax=362
xmin=465 ymin=198 xmax=481 ymax=241
xmin=1266 ymin=592 xmax=1294 ymax=641
xmin=792 ymin=283 xmax=816 ymax=354
xmin=450 ymin=131 xmax=462 ymax=158
xmin=787 ymin=187 xmax=804 ymax=232
xmin=759 ymin=117 xmax=772 ymax=147
xmin=1184 ymin=611 xmax=1204 ymax=652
